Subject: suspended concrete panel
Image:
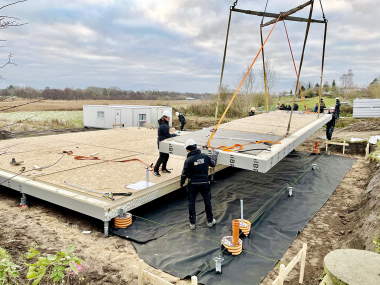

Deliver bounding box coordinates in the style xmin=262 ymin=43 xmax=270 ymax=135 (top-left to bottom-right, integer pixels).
xmin=160 ymin=111 xmax=332 ymax=173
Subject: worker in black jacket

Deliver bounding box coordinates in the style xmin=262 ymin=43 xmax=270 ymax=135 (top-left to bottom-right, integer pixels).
xmin=180 ymin=139 xmax=217 ymax=230
xmin=153 ymin=111 xmax=177 ymax=177
xmin=326 ymin=109 xmax=336 ymax=140
xmin=176 ymin=112 xmax=186 ymax=131
xmin=335 ymin=97 xmax=341 ymax=119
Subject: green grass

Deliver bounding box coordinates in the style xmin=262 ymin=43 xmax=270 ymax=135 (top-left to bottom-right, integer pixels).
xmin=0 ymin=111 xmax=83 ymax=128
xmin=274 ymin=96 xmax=338 ymax=111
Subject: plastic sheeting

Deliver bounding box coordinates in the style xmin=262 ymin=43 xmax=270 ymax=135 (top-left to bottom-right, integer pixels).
xmin=112 ymin=152 xmax=354 ymax=285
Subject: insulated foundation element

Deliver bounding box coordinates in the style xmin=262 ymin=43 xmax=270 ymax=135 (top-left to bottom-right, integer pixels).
xmin=160 ymin=111 xmax=332 ymax=173
xmin=221 ymin=220 xmax=243 ymax=255
xmin=221 ymin=236 xmax=243 ymax=256
xmin=237 ymin=219 xmax=252 ymax=236
xmin=114 ymin=213 xmax=133 ymax=229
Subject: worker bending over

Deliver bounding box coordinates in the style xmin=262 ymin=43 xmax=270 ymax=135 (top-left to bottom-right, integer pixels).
xmin=153 ymin=111 xmax=177 ymax=177
xmin=176 ymin=112 xmax=186 ymax=131
xmin=180 ymin=139 xmax=217 ymax=230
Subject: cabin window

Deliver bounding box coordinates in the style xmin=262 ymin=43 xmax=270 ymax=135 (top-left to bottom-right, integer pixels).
xmin=139 ymin=114 xmax=147 ymax=121
xmin=97 ymin=111 xmax=105 ymax=119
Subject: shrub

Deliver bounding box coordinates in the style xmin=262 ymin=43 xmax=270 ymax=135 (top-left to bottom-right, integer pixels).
xmin=25 ymin=246 xmax=83 ymax=285
xmin=0 ymin=247 xmax=20 ymax=285
xmin=340 ymin=105 xmax=353 ymax=117
xmin=179 ymin=92 xmax=273 ymax=118
xmin=373 ymin=238 xmax=380 ymax=254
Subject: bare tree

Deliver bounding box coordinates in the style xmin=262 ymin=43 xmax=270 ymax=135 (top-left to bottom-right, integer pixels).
xmin=0 ymin=0 xmax=27 ymax=69
xmin=260 ymin=59 xmax=277 ymax=93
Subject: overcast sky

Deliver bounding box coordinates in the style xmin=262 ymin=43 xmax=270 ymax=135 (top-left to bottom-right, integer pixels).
xmin=0 ymin=0 xmax=378 ymax=93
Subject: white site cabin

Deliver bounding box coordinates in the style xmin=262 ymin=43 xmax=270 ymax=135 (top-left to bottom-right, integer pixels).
xmin=83 ymin=105 xmax=172 ymax=129
xmin=353 ymin=99 xmax=380 ymax=118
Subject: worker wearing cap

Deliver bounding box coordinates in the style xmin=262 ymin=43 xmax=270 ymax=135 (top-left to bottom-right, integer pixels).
xmin=153 ymin=111 xmax=177 ymax=177
xmin=248 ymin=107 xmax=256 ymax=116
xmin=180 ymin=139 xmax=217 ymax=230
xmin=176 ymin=111 xmax=186 ymax=131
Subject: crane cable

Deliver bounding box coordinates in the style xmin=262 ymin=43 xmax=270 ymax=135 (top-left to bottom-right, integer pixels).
xmin=282 ymin=21 xmax=298 ymax=78
xmin=317 ymin=0 xmax=327 ymax=117
xmin=260 ymin=0 xmax=270 ymax=112
xmin=285 ymin=0 xmax=315 ymax=136
xmin=214 ymin=0 xmax=240 ymax=123
xmin=207 ymin=13 xmax=283 ymax=148
xmin=282 ymin=20 xmax=306 ymax=110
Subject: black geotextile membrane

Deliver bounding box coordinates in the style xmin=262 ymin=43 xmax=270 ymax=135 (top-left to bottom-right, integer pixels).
xmin=112 ymin=152 xmax=354 ymax=285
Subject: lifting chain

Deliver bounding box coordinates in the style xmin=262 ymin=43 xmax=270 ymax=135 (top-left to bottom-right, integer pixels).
xmin=231 ymin=0 xmax=239 ymax=8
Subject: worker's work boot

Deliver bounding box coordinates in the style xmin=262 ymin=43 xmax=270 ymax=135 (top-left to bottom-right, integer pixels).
xmin=207 ymin=219 xmax=216 ymax=228
xmin=153 ymin=171 xmax=161 ymax=177
xmin=162 ymin=169 xmax=171 ymax=174
xmin=189 ymin=224 xmax=196 ymax=230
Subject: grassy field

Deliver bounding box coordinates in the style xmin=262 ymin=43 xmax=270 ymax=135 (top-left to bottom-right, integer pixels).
xmin=0 ymin=99 xmax=199 ymax=112
xmin=275 ymin=96 xmax=338 ymax=110
xmin=178 ymin=96 xmax=346 ymax=119
xmin=0 ymin=96 xmax=352 ymax=133
xmin=0 ymin=111 xmax=83 ymax=131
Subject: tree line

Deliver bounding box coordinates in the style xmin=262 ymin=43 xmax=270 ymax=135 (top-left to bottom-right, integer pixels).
xmin=0 ymin=86 xmax=211 ymax=101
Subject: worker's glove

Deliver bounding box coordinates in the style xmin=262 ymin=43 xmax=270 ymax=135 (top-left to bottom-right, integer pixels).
xmin=180 ymin=176 xmax=186 ymax=188
xmin=210 ymin=150 xmax=219 ymax=163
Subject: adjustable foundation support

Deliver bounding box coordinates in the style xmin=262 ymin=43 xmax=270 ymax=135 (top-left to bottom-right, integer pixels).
xmin=19 ymin=193 xmax=28 ymax=208
xmin=104 ymin=220 xmax=110 ymax=237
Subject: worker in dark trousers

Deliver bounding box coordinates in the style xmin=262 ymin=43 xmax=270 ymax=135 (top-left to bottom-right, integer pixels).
xmin=153 ymin=111 xmax=177 ymax=177
xmin=176 ymin=112 xmax=186 ymax=131
xmin=335 ymin=97 xmax=341 ymax=119
xmin=326 ymin=110 xmax=336 ymax=140
xmin=180 ymin=139 xmax=217 ymax=230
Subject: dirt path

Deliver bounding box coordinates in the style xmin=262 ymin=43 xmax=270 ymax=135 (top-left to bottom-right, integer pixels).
xmin=260 ymin=157 xmax=373 ymax=285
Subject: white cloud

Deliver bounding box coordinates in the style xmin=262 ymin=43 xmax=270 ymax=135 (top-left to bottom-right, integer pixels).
xmin=0 ymin=0 xmax=378 ymax=92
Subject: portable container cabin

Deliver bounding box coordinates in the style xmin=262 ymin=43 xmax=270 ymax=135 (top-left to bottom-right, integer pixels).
xmin=83 ymin=105 xmax=172 ymax=128
xmin=353 ymin=99 xmax=380 ymax=118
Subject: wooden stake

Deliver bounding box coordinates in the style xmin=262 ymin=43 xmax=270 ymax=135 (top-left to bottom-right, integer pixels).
xmin=191 ymin=276 xmax=198 ymax=285
xmin=278 ymin=264 xmax=286 ymax=285
xmin=343 ymin=140 xmax=346 ymax=154
xmin=138 ymin=260 xmax=145 ymax=285
xmin=299 ymin=243 xmax=307 ymax=283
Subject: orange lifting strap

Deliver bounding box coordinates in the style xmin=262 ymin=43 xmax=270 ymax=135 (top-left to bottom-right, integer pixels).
xmin=213 ymin=140 xmax=281 ymax=152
